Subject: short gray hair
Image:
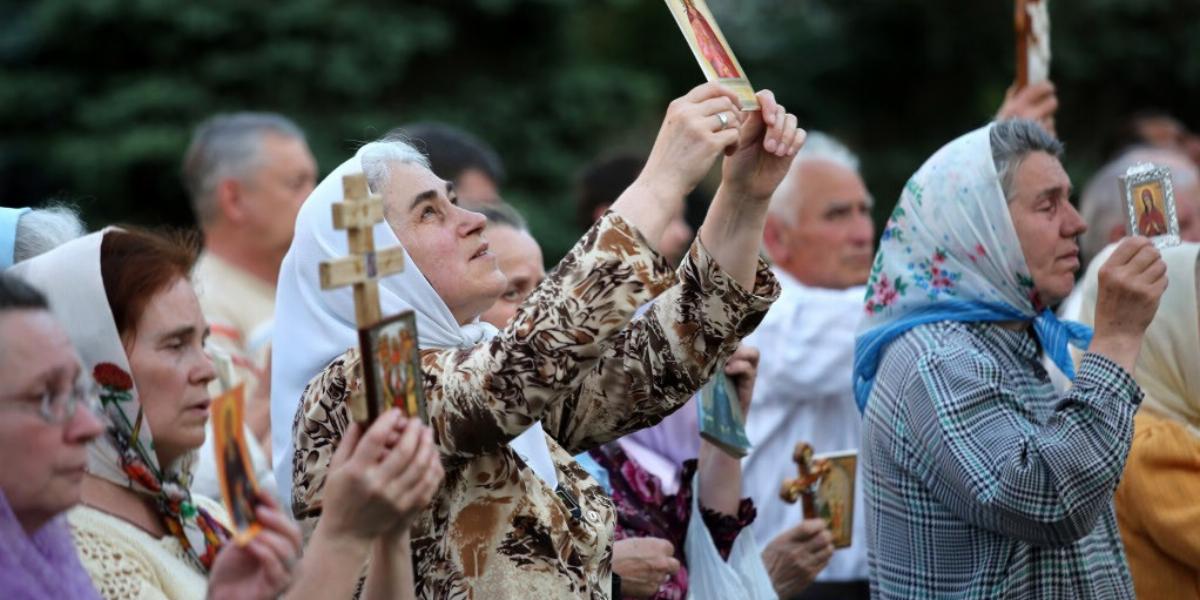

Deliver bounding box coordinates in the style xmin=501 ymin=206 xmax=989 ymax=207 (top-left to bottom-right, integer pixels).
xmin=1079 ymin=146 xmax=1198 ymax=266
xmin=13 ymin=203 xmax=86 ymax=263
xmin=767 ymin=131 xmax=862 ymax=224
xmin=989 ymin=119 xmax=1064 ymax=202
xmin=182 ymin=112 xmax=306 ymax=225
xmin=359 ymin=134 xmax=433 ymax=226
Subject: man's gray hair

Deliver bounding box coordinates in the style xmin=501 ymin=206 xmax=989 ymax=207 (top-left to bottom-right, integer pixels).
xmin=13 ymin=203 xmax=86 ymax=263
xmin=989 ymin=119 xmax=1064 ymax=203
xmin=1078 ymin=146 xmax=1198 ymax=266
xmin=182 ymin=112 xmax=306 ymax=226
xmin=767 ymin=131 xmax=862 ymax=224
xmin=465 ymin=201 xmax=528 ymax=232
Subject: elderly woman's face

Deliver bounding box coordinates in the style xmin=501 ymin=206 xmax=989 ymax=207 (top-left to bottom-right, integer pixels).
xmin=383 ymin=163 xmax=508 ymax=323
xmin=123 ymin=278 xmax=216 ymax=468
xmin=0 ymin=310 xmax=103 ymax=531
xmin=1007 ymin=151 xmax=1087 ymax=306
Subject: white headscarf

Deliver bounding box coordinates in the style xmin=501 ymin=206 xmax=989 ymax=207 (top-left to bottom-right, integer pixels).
xmin=271 ymin=142 xmax=556 ymax=500
xmin=1078 ymin=243 xmax=1200 ymax=437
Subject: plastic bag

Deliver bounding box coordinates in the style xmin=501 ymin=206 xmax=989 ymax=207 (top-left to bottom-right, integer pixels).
xmin=684 ymin=477 xmax=778 ymax=600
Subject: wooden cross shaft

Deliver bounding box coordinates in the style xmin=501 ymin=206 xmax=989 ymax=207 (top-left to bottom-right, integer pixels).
xmin=318 ymin=173 xmax=406 ymax=328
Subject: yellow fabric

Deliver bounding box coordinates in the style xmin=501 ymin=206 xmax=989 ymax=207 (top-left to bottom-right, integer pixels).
xmin=1077 ymin=243 xmax=1200 ymax=434
xmin=1114 ymin=413 xmax=1200 ymax=600
xmin=68 ymin=496 xmax=230 ymax=600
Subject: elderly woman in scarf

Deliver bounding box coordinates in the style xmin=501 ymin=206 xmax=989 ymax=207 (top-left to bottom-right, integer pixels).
xmin=853 ymin=119 xmax=1167 ymax=598
xmin=0 ymin=272 xmax=104 ymax=599
xmin=1076 ymin=242 xmax=1200 ymax=599
xmin=275 ymin=82 xmax=803 ymax=598
xmin=12 ymin=228 xmax=442 ymax=600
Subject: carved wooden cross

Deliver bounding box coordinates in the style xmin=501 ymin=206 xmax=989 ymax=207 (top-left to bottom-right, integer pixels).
xmin=1014 ymin=0 xmax=1046 ymax=90
xmin=780 ymin=442 xmax=831 ymax=520
xmin=319 ymin=173 xmax=406 ymax=327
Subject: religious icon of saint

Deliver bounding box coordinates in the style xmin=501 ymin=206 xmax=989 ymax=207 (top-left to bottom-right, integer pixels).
xmin=1137 ymin=187 xmax=1168 ymax=237
xmin=361 ymin=311 xmax=427 ymax=423
xmin=680 ymin=0 xmax=740 ymax=79
xmin=211 ymin=386 xmax=262 ymax=541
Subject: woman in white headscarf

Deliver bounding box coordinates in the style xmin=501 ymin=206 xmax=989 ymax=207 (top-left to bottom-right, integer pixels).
xmin=276 ymin=82 xmax=803 ymax=598
xmin=13 ymin=227 xmax=442 ymax=600
xmin=1077 ymin=242 xmax=1200 ymax=600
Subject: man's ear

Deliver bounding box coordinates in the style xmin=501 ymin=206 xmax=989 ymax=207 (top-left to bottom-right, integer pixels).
xmin=215 ymin=179 xmax=245 ymax=224
xmin=762 ymin=214 xmax=788 ymax=265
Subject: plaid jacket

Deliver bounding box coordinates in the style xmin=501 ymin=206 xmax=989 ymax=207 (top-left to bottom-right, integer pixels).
xmin=862 ymin=321 xmax=1141 ymax=599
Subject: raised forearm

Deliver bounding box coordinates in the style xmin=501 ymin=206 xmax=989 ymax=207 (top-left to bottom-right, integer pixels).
xmin=698 ymin=184 xmax=770 ymax=291
xmin=285 ymin=522 xmax=373 ymax=600
xmin=697 ymin=440 xmax=742 ymax=516
xmin=362 ymin=530 xmax=415 ymax=600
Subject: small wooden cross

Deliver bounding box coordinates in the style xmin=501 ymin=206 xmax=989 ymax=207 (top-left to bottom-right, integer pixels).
xmin=319 ymin=173 xmax=406 ymax=327
xmin=780 ymin=442 xmax=831 ymax=520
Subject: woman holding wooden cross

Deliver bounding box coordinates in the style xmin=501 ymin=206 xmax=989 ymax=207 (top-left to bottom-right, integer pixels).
xmin=273 ymin=82 xmax=805 ymax=598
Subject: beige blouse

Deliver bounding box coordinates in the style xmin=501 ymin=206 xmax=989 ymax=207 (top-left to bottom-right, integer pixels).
xmin=290 ymin=212 xmax=779 ymax=599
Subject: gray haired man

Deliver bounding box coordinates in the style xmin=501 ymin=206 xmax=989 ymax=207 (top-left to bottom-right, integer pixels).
xmin=182 ymin=112 xmax=316 ymax=448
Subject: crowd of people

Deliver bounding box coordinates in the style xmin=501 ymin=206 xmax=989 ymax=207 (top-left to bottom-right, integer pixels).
xmin=2 ymin=68 xmax=1200 ymax=600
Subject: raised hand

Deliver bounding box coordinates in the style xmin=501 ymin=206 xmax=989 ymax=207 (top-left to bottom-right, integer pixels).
xmin=719 ymin=89 xmax=807 ymax=203
xmin=761 ymin=519 xmax=834 ymax=598
xmin=207 ymin=493 xmax=303 ymax=600
xmin=997 ymin=80 xmax=1058 ymax=137
xmin=723 ymin=343 xmax=760 ymax=418
xmin=1089 ymin=236 xmax=1169 ymax=373
xmin=319 ymin=408 xmax=444 ymax=542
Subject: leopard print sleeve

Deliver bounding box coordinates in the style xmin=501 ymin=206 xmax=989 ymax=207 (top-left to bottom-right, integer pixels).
xmin=545 ymin=234 xmax=780 ymax=454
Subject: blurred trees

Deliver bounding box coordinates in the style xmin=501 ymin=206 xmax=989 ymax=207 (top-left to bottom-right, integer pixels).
xmin=3 ymin=0 xmax=1200 ymax=263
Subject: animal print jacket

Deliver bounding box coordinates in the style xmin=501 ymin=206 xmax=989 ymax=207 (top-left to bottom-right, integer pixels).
xmin=290 ymin=211 xmax=779 ymax=599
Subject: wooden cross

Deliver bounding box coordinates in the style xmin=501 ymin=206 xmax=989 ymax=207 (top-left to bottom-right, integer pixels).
xmin=319 ymin=173 xmax=406 ymax=328
xmin=1014 ymin=0 xmax=1047 ymax=90
xmin=780 ymin=442 xmax=831 ymax=520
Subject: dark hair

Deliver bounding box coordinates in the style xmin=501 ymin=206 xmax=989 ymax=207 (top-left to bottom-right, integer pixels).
xmin=100 ymin=228 xmax=200 ymax=341
xmin=0 ymin=271 xmax=49 ymax=311
xmin=391 ymin=122 xmax=505 ymax=189
xmin=575 ymin=155 xmax=645 ymax=230
xmin=1103 ymin=109 xmax=1184 ymax=160
xmin=464 ymin=200 xmax=528 ymax=232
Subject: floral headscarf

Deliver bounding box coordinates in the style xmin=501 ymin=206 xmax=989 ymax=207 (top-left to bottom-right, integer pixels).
xmin=853 ymin=123 xmax=1091 ymax=411
xmin=10 ymin=230 xmax=230 ymax=572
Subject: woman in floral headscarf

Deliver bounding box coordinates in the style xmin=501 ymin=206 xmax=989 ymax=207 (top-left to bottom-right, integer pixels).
xmin=854 ymin=119 xmax=1167 ymax=598
xmin=12 ymin=228 xmax=443 ymax=600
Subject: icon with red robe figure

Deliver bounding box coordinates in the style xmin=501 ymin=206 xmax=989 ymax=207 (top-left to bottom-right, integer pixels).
xmin=1121 ymin=163 xmax=1180 ymax=249
xmin=1136 ymin=187 xmax=1167 ymax=237
xmin=665 ymin=0 xmax=759 ymax=110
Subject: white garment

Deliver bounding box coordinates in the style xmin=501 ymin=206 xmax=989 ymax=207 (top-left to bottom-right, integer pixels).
xmin=741 ymin=269 xmax=868 ymax=581
xmin=684 ymin=477 xmax=777 ymax=600
xmin=270 ymin=145 xmax=554 ymax=501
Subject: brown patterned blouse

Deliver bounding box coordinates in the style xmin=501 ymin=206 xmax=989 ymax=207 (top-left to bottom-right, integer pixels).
xmin=290 ymin=212 xmax=779 ymax=599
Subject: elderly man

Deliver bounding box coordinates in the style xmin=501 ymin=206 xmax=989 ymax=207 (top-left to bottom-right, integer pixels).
xmin=857 ymin=119 xmax=1166 ymax=598
xmin=182 ymin=112 xmax=317 ymax=445
xmin=739 ymin=132 xmax=871 ymax=600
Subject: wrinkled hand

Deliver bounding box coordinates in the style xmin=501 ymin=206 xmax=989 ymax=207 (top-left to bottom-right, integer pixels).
xmin=207 ymin=495 xmax=303 ymax=600
xmin=640 ymin=82 xmax=746 ymax=201
xmin=723 ymin=344 xmax=760 ymax=419
xmin=612 ymin=537 xmax=682 ymax=599
xmin=761 ymin=519 xmax=834 ymax=599
xmin=719 ymin=89 xmax=806 ymax=203
xmin=997 ymin=80 xmax=1058 ymax=137
xmin=320 ymin=409 xmax=444 ymax=541
xmin=1090 ymin=236 xmax=1168 ymax=372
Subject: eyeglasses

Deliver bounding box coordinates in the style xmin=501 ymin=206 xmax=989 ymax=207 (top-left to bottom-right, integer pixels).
xmin=0 ymin=380 xmax=102 ymax=425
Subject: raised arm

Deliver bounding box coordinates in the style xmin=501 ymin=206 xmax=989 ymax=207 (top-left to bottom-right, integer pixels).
xmin=545 ymin=90 xmax=802 ymax=452
xmin=905 ymin=345 xmax=1141 ymax=547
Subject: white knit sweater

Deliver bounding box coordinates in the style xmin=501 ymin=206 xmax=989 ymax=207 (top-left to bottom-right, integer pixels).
xmin=68 ymin=496 xmax=229 ymax=600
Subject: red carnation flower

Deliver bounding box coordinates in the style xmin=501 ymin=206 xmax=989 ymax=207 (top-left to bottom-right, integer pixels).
xmin=94 ymin=363 xmax=134 ymax=390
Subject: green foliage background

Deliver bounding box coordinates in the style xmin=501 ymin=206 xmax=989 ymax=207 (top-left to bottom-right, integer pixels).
xmin=3 ymin=0 xmax=1200 ymax=263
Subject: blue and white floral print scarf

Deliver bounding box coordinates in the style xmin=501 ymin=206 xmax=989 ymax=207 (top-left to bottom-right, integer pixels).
xmin=852 ymin=123 xmax=1091 ymax=411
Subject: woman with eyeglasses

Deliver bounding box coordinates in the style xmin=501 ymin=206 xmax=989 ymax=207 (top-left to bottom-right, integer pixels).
xmin=9 ymin=229 xmax=442 ymax=600
xmin=0 ymin=271 xmax=105 ymax=599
